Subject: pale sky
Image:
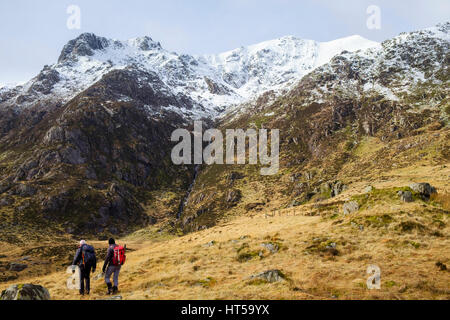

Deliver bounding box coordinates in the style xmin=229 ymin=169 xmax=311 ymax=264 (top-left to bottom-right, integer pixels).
xmin=0 ymin=0 xmax=448 ymax=84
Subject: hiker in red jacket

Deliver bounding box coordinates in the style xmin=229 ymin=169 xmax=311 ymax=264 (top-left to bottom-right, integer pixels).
xmin=72 ymin=240 xmax=97 ymax=295
xmin=102 ymin=238 xmax=125 ymax=295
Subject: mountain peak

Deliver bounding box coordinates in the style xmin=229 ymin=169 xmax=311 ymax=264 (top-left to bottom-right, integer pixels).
xmin=58 ymin=33 xmax=110 ymax=63
xmin=127 ymin=36 xmax=162 ymax=51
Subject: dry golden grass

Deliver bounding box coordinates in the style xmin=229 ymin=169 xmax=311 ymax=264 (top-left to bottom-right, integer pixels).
xmin=431 ymin=193 xmax=450 ymax=211
xmin=1 ymin=190 xmax=448 ymax=300
xmin=0 ymin=129 xmax=449 ymax=300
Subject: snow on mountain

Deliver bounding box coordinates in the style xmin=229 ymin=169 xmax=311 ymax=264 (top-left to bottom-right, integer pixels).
xmin=316 ymin=35 xmax=380 ymax=67
xmin=1 ymin=32 xmax=379 ymax=118
xmin=275 ymin=22 xmax=450 ymax=114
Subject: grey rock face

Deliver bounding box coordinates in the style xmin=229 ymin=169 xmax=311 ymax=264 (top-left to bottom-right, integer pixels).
xmin=226 ymin=189 xmax=241 ymax=204
xmin=58 ymin=33 xmax=110 ymax=63
xmin=321 ymin=180 xmax=347 ymax=197
xmin=12 ymin=184 xmax=37 ymax=197
xmin=1 ymin=284 xmax=50 ymax=300
xmin=343 ymin=201 xmax=359 ymax=215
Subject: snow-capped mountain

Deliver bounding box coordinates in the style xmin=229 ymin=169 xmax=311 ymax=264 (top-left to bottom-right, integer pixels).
xmin=293 ymin=22 xmax=449 ymax=109
xmin=0 ymin=33 xmax=377 ymax=119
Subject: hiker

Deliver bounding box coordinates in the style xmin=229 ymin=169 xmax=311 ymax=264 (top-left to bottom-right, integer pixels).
xmin=72 ymin=240 xmax=97 ymax=295
xmin=102 ymin=238 xmax=126 ymax=295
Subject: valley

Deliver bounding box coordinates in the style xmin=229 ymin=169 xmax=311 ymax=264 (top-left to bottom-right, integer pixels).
xmin=0 ymin=22 xmax=449 ymax=300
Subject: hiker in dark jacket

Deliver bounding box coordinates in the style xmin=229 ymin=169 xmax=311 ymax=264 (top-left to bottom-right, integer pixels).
xmin=72 ymin=240 xmax=97 ymax=295
xmin=102 ymin=238 xmax=121 ymax=295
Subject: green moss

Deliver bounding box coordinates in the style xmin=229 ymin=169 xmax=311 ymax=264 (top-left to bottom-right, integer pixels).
xmin=365 ymin=214 xmax=394 ymax=227
xmin=384 ymin=280 xmax=397 ymax=288
xmin=237 ymin=250 xmax=261 ymax=262
xmin=197 ymin=277 xmax=217 ymax=288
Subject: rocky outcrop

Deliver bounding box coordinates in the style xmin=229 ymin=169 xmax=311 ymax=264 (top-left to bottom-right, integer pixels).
xmin=409 ymin=183 xmax=437 ymax=199
xmin=343 ymin=201 xmax=359 ymax=215
xmin=249 ymin=270 xmax=285 ymax=283
xmin=1 ymin=284 xmax=50 ymax=300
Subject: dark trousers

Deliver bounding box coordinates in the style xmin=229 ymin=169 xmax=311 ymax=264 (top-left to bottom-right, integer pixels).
xmin=105 ymin=265 xmax=121 ymax=287
xmin=80 ymin=264 xmax=93 ymax=293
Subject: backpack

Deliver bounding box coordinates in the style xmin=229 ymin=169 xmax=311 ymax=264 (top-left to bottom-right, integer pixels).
xmin=82 ymin=245 xmax=96 ymax=266
xmin=112 ymin=245 xmax=126 ymax=266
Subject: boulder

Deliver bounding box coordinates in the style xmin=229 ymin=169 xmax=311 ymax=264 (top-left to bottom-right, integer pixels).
xmin=332 ymin=181 xmax=347 ymax=197
xmin=409 ymin=183 xmax=436 ymax=199
xmin=226 ymin=189 xmax=241 ymax=204
xmin=250 ymin=270 xmax=285 ymax=283
xmin=261 ymin=243 xmax=279 ymax=254
xmin=343 ymin=201 xmax=359 ymax=215
xmin=398 ymin=191 xmax=413 ymax=202
xmin=363 ymin=186 xmax=374 ymax=193
xmin=321 ymin=180 xmax=347 ymax=197
xmin=9 ymin=263 xmax=28 ymax=272
xmin=0 ymin=284 xmax=50 ymax=300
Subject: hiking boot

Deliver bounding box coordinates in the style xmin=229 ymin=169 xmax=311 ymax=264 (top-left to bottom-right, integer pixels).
xmin=79 ymin=290 xmax=85 ymax=296
xmin=106 ymin=283 xmax=113 ymax=295
xmin=112 ymin=286 xmax=118 ymax=295
xmin=86 ymin=290 xmax=90 ymax=295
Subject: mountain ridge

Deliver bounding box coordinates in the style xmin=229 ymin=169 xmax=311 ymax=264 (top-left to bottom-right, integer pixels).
xmin=0 ymin=32 xmax=378 ymax=120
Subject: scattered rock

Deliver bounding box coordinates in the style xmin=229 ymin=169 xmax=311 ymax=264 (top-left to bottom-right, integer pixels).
xmin=398 ymin=191 xmax=413 ymax=203
xmin=9 ymin=263 xmax=28 ymax=272
xmin=343 ymin=201 xmax=359 ymax=215
xmin=226 ymin=189 xmax=241 ymax=205
xmin=351 ymin=222 xmax=364 ymax=231
xmin=435 ymin=262 xmax=447 ymax=271
xmin=1 ymin=284 xmax=50 ymax=300
xmin=321 ymin=180 xmax=348 ymax=198
xmin=409 ymin=183 xmax=436 ymax=199
xmin=19 ymin=256 xmax=31 ymax=261
xmin=226 ymin=172 xmax=243 ymax=186
xmin=363 ymin=186 xmax=374 ymax=193
xmin=249 ymin=270 xmax=285 ymax=283
xmin=261 ymin=243 xmax=279 ymax=253
xmin=290 ymin=173 xmax=302 ymax=182
xmin=326 ymin=242 xmax=337 ymax=249
xmin=245 ymin=202 xmax=265 ymax=211
xmin=204 ymin=240 xmax=216 ymax=247
xmin=103 ymin=295 xmax=122 ymax=300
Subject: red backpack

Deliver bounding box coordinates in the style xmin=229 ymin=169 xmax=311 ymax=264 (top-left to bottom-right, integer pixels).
xmin=112 ymin=245 xmax=126 ymax=266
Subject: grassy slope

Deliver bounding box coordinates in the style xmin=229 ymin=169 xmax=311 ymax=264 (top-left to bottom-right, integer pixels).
xmin=0 ymin=161 xmax=448 ymax=300
xmin=0 ymin=122 xmax=449 ymax=301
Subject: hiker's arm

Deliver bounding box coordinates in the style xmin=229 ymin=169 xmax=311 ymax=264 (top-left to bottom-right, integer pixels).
xmin=72 ymin=248 xmax=81 ymax=266
xmin=102 ymin=248 xmax=112 ymax=273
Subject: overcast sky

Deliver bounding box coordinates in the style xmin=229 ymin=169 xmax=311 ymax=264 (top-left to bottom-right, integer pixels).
xmin=0 ymin=0 xmax=448 ymax=84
